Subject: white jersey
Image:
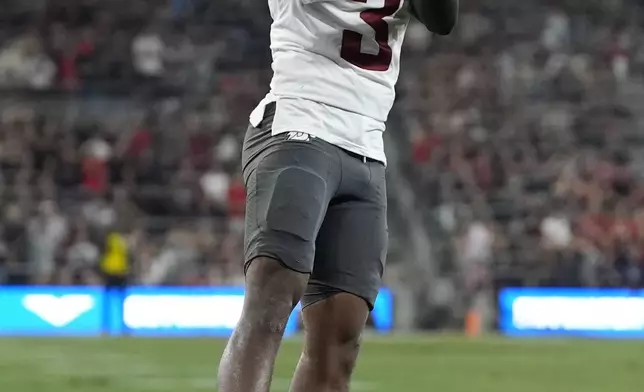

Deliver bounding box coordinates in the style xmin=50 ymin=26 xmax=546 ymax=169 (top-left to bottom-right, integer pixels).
xmin=249 ymin=0 xmax=411 ymax=164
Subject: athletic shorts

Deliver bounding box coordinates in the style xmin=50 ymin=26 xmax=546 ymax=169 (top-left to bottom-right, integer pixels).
xmin=241 ymin=102 xmax=388 ymax=310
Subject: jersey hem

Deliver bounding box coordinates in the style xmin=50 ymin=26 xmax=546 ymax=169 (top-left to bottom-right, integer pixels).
xmin=250 ymin=93 xmax=387 ymax=166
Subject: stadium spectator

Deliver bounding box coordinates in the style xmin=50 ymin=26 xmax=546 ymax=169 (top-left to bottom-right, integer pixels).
xmin=26 ymin=200 xmax=67 ymax=284
xmin=63 ymin=220 xmax=101 ymax=285
xmin=132 ymin=24 xmax=165 ymax=81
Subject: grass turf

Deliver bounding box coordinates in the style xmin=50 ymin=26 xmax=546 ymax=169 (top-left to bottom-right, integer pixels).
xmin=0 ymin=335 xmax=641 ymax=392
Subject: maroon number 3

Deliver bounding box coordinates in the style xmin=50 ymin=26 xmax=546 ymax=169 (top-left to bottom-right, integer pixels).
xmin=340 ymin=0 xmax=402 ymax=71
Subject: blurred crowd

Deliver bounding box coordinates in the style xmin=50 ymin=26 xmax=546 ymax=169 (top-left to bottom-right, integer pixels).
xmin=0 ymin=101 xmax=247 ymax=286
xmin=2 ymin=0 xmax=644 ymax=296
xmin=400 ymin=0 xmax=644 ymax=292
xmin=0 ymin=0 xmax=264 ymax=286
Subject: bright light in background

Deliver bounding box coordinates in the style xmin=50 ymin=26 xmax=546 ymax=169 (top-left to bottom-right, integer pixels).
xmin=0 ymin=286 xmax=394 ymax=337
xmin=500 ymin=288 xmax=644 ymax=338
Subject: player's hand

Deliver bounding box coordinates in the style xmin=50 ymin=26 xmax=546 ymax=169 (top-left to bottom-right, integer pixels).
xmin=410 ymin=0 xmax=458 ymax=35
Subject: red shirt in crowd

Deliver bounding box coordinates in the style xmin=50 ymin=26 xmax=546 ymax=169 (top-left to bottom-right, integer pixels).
xmin=228 ymin=178 xmax=246 ymax=217
xmin=412 ymin=133 xmax=442 ymax=164
xmin=59 ymin=54 xmax=79 ymax=89
xmin=578 ymin=213 xmax=638 ymax=246
xmin=127 ymin=128 xmax=152 ymax=157
xmin=188 ymin=133 xmax=212 ymax=170
xmin=59 ymin=38 xmax=95 ymax=89
xmin=82 ymin=157 xmax=108 ymax=194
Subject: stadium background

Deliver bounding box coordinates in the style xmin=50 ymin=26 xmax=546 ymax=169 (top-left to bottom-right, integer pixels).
xmin=0 ymin=0 xmax=643 ymax=391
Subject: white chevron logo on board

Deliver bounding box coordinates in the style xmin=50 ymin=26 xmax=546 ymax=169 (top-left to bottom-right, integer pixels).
xmin=22 ymin=294 xmax=95 ymax=327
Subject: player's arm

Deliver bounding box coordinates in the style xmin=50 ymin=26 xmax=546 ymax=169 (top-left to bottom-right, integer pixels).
xmin=409 ymin=0 xmax=458 ymax=36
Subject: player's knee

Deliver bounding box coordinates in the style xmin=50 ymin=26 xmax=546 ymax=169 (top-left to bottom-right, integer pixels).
xmin=303 ymin=293 xmax=368 ymax=377
xmin=306 ymin=324 xmax=362 ymax=382
xmin=242 ymin=256 xmax=308 ymax=334
xmin=334 ymin=331 xmax=362 ymax=378
xmin=304 ymin=332 xmax=361 ymax=389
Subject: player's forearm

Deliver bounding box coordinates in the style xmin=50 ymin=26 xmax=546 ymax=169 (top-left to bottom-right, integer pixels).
xmin=410 ymin=0 xmax=458 ymax=35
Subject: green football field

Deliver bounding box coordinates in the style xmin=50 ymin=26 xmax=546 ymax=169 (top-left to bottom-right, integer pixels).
xmin=0 ymin=335 xmax=641 ymax=392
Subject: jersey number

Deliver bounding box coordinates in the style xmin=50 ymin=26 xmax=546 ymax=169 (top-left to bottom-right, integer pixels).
xmin=340 ymin=0 xmax=402 ymax=72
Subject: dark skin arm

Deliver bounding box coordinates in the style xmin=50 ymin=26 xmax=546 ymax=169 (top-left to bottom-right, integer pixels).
xmin=409 ymin=0 xmax=458 ymax=36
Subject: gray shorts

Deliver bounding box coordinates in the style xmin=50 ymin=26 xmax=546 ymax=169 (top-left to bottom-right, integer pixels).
xmin=242 ymin=103 xmax=388 ymax=310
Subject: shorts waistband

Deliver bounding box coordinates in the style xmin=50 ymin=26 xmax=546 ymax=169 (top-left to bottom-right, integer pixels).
xmin=343 ymin=149 xmax=379 ymax=164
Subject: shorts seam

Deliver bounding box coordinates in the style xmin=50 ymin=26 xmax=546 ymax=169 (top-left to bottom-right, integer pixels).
xmin=331 ymin=144 xmax=343 ymax=199
xmin=252 ymin=163 xmax=261 ymax=233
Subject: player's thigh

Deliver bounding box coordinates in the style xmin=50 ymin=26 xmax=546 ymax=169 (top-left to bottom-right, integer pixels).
xmin=304 ymin=162 xmax=388 ymax=310
xmin=243 ymin=134 xmax=340 ymax=275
